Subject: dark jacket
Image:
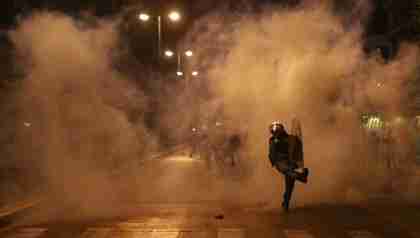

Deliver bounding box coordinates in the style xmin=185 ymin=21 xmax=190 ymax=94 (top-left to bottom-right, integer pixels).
xmin=269 ymin=131 xmax=289 ymax=166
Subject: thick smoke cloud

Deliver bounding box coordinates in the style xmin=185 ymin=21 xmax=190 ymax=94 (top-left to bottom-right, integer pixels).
xmin=187 ymin=1 xmax=420 ymax=205
xmin=2 ymin=0 xmax=420 ymax=223
xmin=10 ymin=11 xmax=160 ymax=218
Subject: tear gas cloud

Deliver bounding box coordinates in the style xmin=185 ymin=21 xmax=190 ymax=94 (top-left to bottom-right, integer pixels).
xmin=9 ymin=12 xmax=161 ymax=218
xmin=1 ymin=0 xmax=420 ymax=223
xmin=187 ymin=1 xmax=420 ymax=204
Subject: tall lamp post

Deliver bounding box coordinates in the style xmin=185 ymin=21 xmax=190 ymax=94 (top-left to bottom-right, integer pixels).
xmin=138 ymin=11 xmax=181 ymax=58
xmin=163 ymin=49 xmax=197 ymax=79
xmin=178 ymin=49 xmax=193 ymax=75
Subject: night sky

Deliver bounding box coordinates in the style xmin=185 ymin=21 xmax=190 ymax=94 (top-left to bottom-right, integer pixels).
xmin=0 ymin=0 xmax=331 ymax=29
xmin=0 ymin=0 xmax=414 ymax=64
xmin=0 ymin=1 xmax=398 ymax=38
xmin=0 ymin=1 xmax=237 ymax=24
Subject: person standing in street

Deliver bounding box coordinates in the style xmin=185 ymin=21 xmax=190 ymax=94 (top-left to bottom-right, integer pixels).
xmin=268 ymin=121 xmax=309 ymax=212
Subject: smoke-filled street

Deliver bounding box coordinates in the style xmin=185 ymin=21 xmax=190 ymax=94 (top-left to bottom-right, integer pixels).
xmin=1 ymin=149 xmax=420 ymax=237
xmin=1 ymin=152 xmax=420 ymax=238
xmin=1 ymin=0 xmax=420 ymax=237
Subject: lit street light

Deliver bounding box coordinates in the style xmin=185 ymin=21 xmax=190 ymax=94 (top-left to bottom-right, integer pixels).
xmin=164 ymin=50 xmax=175 ymax=58
xmin=138 ymin=13 xmax=150 ymax=22
xmin=185 ymin=50 xmax=193 ymax=57
xmin=162 ymin=49 xmax=194 ymax=78
xmin=138 ymin=10 xmax=182 ymax=58
xmin=168 ymin=11 xmax=181 ymax=22
xmin=176 ymin=50 xmax=194 ymax=74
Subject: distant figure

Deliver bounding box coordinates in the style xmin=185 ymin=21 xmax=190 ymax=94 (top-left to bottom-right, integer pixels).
xmin=190 ymin=126 xmax=204 ymax=158
xmin=268 ymin=121 xmax=309 ymax=212
xmin=225 ymin=133 xmax=242 ymax=166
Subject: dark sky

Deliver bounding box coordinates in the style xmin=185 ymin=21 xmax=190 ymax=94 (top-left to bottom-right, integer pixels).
xmin=0 ymin=0 xmax=393 ymax=45
xmin=0 ymin=0 xmax=390 ymax=34
xmin=0 ymin=0 xmax=407 ymax=64
xmin=0 ymin=0 xmax=298 ymax=28
xmin=0 ymin=0 xmax=299 ymax=72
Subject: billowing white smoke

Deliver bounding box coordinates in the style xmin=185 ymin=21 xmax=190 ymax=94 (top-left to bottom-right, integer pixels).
xmin=10 ymin=12 xmax=160 ymax=217
xmin=3 ymin=1 xmax=420 ymax=219
xmin=187 ymin=2 xmax=420 ymax=204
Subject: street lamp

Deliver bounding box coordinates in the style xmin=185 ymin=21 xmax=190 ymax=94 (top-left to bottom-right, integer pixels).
xmin=162 ymin=49 xmax=194 ymax=78
xmin=168 ymin=11 xmax=181 ymax=22
xmin=177 ymin=50 xmax=194 ymax=72
xmin=185 ymin=50 xmax=193 ymax=57
xmin=164 ymin=49 xmax=175 ymax=58
xmin=138 ymin=10 xmax=182 ymax=58
xmin=138 ymin=13 xmax=150 ymax=22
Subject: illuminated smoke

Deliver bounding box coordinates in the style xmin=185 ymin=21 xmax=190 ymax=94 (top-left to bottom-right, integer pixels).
xmin=2 ymin=1 xmax=420 ymax=223
xmin=187 ymin=1 xmax=420 ymax=205
xmin=10 ymin=11 xmax=160 ymax=218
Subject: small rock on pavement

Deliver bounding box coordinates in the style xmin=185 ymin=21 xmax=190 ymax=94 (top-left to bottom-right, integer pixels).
xmin=215 ymin=214 xmax=224 ymax=220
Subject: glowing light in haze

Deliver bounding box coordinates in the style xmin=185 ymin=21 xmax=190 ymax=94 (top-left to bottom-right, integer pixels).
xmin=138 ymin=13 xmax=150 ymax=22
xmin=185 ymin=50 xmax=193 ymax=57
xmin=165 ymin=50 xmax=174 ymax=58
xmin=168 ymin=11 xmax=181 ymax=22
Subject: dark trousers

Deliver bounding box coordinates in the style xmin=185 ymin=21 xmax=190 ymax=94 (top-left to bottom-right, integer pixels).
xmin=274 ymin=161 xmax=297 ymax=206
xmin=283 ymin=174 xmax=295 ymax=205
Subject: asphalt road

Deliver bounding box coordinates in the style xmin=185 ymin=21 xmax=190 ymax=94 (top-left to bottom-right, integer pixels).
xmin=2 ymin=203 xmax=420 ymax=238
xmin=1 ymin=153 xmax=420 ymax=238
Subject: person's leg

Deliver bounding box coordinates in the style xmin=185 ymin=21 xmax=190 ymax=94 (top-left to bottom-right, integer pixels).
xmin=284 ymin=168 xmax=309 ymax=183
xmin=296 ymin=168 xmax=309 ymax=183
xmin=282 ymin=175 xmax=295 ymax=211
xmin=282 ymin=175 xmax=288 ymax=210
xmin=288 ymin=175 xmax=296 ymax=202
